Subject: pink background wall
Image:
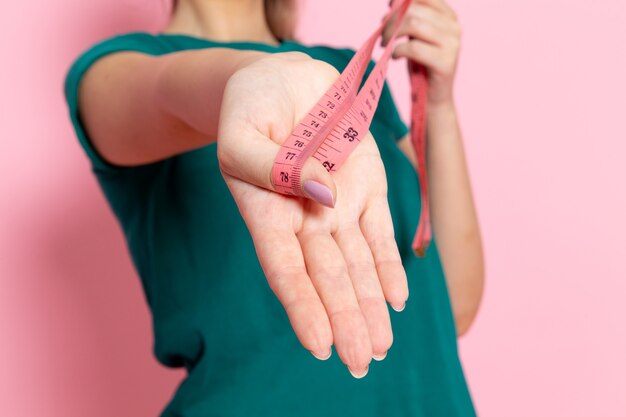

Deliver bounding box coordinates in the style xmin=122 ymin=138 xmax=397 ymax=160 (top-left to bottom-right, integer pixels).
xmin=1 ymin=0 xmax=624 ymax=416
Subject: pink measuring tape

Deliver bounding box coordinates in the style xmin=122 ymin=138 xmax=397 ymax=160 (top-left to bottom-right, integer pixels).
xmin=271 ymin=0 xmax=431 ymax=257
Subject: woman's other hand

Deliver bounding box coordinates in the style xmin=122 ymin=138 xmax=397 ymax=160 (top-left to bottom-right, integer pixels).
xmin=217 ymin=52 xmax=409 ymax=377
xmin=382 ymin=0 xmax=461 ymax=107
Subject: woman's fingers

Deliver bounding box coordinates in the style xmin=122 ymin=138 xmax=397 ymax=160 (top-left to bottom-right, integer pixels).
xmin=397 ymin=7 xmax=447 ymax=46
xmin=415 ymin=0 xmax=458 ymax=20
xmin=251 ymin=225 xmax=333 ymax=360
xmin=360 ymin=198 xmax=409 ymax=312
xmin=333 ymin=221 xmax=393 ymax=360
xmin=382 ymin=4 xmax=439 ymax=47
xmin=382 ymin=2 xmax=459 ymax=47
xmin=217 ymin=127 xmax=338 ymax=208
xmin=298 ymin=228 xmax=373 ymax=377
xmin=384 ymin=0 xmax=461 ymax=103
xmin=391 ymin=38 xmax=441 ymax=69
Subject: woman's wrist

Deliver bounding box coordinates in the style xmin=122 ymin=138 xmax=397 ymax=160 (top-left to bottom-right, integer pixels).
xmin=427 ymin=98 xmax=457 ymax=117
xmin=426 ymin=98 xmax=460 ymax=143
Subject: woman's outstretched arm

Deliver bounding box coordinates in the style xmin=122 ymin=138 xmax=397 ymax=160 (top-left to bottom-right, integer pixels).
xmin=77 ymin=47 xmax=412 ymax=375
xmin=383 ymin=0 xmax=484 ymax=336
xmin=78 ymin=47 xmax=268 ymax=166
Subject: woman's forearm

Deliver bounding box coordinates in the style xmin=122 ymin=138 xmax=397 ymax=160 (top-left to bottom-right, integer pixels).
xmin=154 ymin=48 xmax=269 ymax=141
xmin=426 ymin=100 xmax=484 ymax=336
xmin=79 ymin=48 xmax=269 ymax=166
xmin=398 ymin=100 xmax=484 ymax=336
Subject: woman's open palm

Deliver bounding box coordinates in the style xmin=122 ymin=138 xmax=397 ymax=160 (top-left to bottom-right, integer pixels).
xmin=217 ymin=52 xmax=408 ymax=377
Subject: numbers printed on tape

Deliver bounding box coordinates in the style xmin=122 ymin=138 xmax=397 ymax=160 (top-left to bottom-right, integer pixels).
xmin=271 ymin=0 xmax=431 ymax=257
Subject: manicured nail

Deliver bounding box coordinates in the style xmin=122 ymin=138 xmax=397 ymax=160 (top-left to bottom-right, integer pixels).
xmin=310 ymin=348 xmax=332 ymax=361
xmin=372 ymin=351 xmax=387 ymax=361
xmin=303 ymin=180 xmax=334 ymax=208
xmin=392 ymin=302 xmax=406 ymax=312
xmin=348 ymin=366 xmax=369 ymax=379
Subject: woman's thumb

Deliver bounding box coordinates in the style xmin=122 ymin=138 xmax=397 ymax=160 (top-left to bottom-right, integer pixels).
xmin=217 ymin=130 xmax=337 ymax=208
xmin=298 ymin=157 xmax=336 ymax=208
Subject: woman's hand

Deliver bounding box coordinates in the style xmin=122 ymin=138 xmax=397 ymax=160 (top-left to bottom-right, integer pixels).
xmin=217 ymin=52 xmax=409 ymax=377
xmin=382 ymin=0 xmax=461 ymax=107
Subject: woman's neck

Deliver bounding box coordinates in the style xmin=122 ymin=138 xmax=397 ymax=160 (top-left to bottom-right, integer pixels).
xmin=163 ymin=0 xmax=281 ymax=46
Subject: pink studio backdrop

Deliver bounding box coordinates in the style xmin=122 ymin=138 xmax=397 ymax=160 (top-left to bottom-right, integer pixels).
xmin=1 ymin=0 xmax=625 ymax=416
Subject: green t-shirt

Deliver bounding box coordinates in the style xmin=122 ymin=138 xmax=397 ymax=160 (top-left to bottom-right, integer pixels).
xmin=64 ymin=32 xmax=476 ymax=417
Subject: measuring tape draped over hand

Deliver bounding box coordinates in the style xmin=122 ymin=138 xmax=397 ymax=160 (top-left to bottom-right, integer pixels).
xmin=270 ymin=0 xmax=431 ymax=257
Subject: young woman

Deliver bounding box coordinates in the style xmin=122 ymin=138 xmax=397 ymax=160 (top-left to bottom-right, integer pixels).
xmin=64 ymin=0 xmax=484 ymax=415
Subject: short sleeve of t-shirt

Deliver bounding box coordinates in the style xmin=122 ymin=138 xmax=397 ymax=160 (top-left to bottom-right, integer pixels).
xmin=64 ymin=32 xmax=170 ymax=173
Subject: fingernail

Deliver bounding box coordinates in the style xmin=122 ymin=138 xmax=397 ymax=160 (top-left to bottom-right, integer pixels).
xmin=310 ymin=348 xmax=332 ymax=361
xmin=372 ymin=351 xmax=387 ymax=361
xmin=303 ymin=180 xmax=334 ymax=208
xmin=392 ymin=302 xmax=406 ymax=312
xmin=348 ymin=366 xmax=369 ymax=379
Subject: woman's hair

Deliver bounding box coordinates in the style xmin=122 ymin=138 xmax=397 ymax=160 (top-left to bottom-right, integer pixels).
xmin=169 ymin=0 xmax=299 ymax=41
